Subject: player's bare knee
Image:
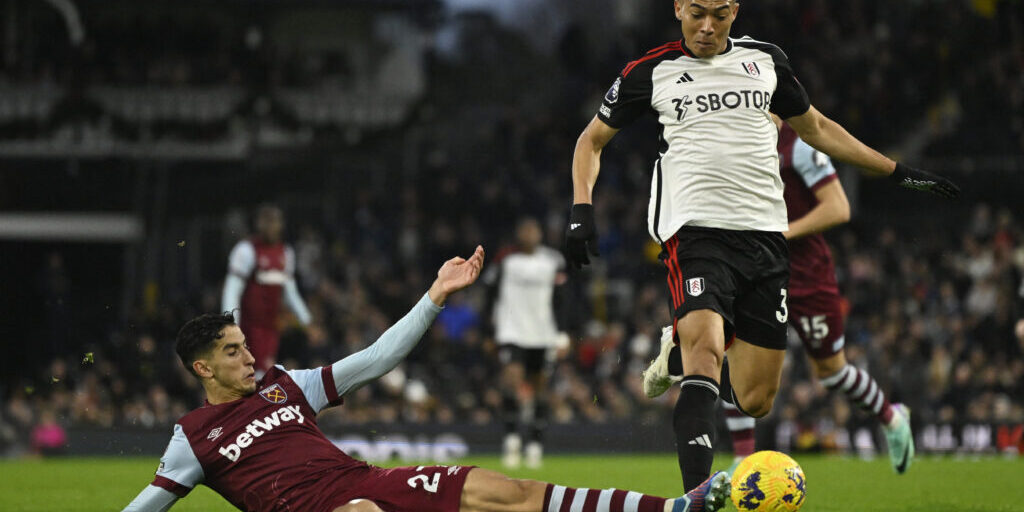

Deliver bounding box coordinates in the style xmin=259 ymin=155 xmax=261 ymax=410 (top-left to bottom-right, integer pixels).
xmin=332 ymin=499 xmax=383 ymax=512
xmin=680 ymin=340 xmax=723 ymax=378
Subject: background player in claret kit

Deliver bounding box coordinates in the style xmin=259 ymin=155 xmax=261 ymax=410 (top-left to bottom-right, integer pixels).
xmin=728 ymin=121 xmax=915 ymax=473
xmin=123 ymin=246 xmax=731 ymax=512
xmin=483 ymin=217 xmax=569 ymax=469
xmin=646 ymin=118 xmax=916 ymax=474
xmin=564 ymin=0 xmax=960 ymax=495
xmin=222 ymin=204 xmax=313 ymax=374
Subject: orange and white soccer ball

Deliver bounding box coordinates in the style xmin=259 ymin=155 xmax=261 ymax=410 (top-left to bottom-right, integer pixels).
xmin=730 ymin=450 xmax=806 ymax=511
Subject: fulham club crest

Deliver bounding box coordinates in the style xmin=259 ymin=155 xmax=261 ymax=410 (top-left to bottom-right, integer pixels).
xmin=741 ymin=61 xmax=760 ymax=77
xmin=260 ymin=383 xmax=288 ymax=404
xmin=686 ymin=278 xmax=705 ymax=297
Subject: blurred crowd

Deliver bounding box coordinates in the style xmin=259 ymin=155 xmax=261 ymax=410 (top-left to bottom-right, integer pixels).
xmin=2 ymin=0 xmax=1023 ymax=457
xmin=5 ymin=202 xmax=1022 ymax=456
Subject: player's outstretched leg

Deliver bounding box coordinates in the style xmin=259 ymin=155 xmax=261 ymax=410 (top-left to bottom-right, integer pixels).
xmin=459 ymin=468 xmax=730 ymax=512
xmin=643 ymin=325 xmax=683 ymax=398
xmin=884 ymin=403 xmax=915 ymax=474
xmin=815 ymin=355 xmax=913 ymax=473
xmin=671 ymin=471 xmax=731 ymax=512
xmin=672 ymin=311 xmax=726 ymax=492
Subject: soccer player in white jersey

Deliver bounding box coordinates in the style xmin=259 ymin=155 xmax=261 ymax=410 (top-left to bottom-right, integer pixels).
xmin=123 ymin=246 xmax=732 ymax=512
xmin=483 ymin=217 xmax=569 ymax=468
xmin=563 ymin=0 xmax=959 ymax=496
xmin=646 ymin=118 xmax=917 ymax=475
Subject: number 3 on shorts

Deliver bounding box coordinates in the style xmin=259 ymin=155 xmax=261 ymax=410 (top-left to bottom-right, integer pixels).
xmin=408 ymin=472 xmax=440 ymax=493
xmin=775 ymin=288 xmax=788 ymax=323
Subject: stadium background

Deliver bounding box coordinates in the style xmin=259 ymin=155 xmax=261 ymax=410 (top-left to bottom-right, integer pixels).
xmin=1 ymin=0 xmax=1022 ymax=473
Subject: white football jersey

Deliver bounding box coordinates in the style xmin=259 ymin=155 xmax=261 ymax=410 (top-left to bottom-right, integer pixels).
xmin=484 ymin=246 xmax=565 ymax=348
xmin=598 ymin=37 xmax=811 ymax=241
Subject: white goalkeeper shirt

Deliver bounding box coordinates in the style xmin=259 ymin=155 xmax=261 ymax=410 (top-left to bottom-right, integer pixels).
xmin=597 ymin=36 xmax=811 ymax=242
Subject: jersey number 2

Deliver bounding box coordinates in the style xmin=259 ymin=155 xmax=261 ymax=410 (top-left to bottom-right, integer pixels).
xmin=775 ymin=289 xmax=789 ymax=323
xmin=408 ymin=472 xmax=440 ymax=493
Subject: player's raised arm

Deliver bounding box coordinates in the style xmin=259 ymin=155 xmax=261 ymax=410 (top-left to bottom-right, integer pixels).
xmin=779 ymin=130 xmax=851 ymax=240
xmin=786 ymin=105 xmax=960 ymax=199
xmin=328 ymin=246 xmax=485 ymax=397
xmin=785 ymin=179 xmax=850 ymax=241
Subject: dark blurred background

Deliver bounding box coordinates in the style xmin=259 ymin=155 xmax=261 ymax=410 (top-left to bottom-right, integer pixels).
xmin=1 ymin=0 xmax=1022 ymax=458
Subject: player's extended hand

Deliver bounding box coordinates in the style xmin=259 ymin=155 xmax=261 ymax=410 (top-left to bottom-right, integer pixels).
xmin=428 ymin=245 xmax=485 ymax=306
xmin=891 ymin=162 xmax=960 ymax=199
xmin=564 ymin=204 xmax=600 ymax=269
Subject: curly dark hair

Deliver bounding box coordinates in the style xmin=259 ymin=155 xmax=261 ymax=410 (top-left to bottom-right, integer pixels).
xmin=175 ymin=312 xmax=237 ymax=377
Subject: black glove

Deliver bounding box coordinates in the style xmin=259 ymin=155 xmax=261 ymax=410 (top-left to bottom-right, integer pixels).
xmin=890 ymin=162 xmax=960 ymax=199
xmin=564 ymin=204 xmax=599 ymax=269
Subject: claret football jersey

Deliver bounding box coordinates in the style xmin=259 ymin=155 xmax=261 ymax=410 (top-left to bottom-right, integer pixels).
xmin=150 ymin=366 xmax=369 ymax=511
xmin=778 ymin=123 xmax=841 ymax=296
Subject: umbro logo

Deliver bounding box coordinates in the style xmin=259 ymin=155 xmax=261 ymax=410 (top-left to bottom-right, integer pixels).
xmin=570 ymin=223 xmax=582 ymax=230
xmin=688 ymin=434 xmax=712 ymax=448
xmin=676 ymin=72 xmax=695 ymax=84
xmin=207 ymin=427 xmax=223 ymax=441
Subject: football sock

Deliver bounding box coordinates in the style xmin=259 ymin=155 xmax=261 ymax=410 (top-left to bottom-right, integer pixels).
xmin=722 ymin=401 xmax=756 ymax=457
xmin=819 ymin=364 xmax=895 ymax=426
xmin=666 ymin=346 xmax=739 ymax=410
xmin=717 ymin=357 xmax=736 ymax=407
xmin=542 ymin=484 xmax=667 ymax=512
xmin=674 ymin=375 xmax=719 ymax=492
xmin=668 ymin=344 xmax=683 ymax=375
xmin=502 ymin=392 xmax=518 ymax=434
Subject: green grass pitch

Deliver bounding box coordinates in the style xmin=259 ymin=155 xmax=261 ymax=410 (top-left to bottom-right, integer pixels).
xmin=0 ymin=454 xmax=1020 ymax=511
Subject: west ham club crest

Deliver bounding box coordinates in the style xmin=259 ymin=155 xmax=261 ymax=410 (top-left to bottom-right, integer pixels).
xmin=260 ymin=383 xmax=288 ymax=404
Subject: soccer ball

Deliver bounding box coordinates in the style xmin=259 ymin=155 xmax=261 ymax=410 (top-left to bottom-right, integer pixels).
xmin=730 ymin=450 xmax=806 ymax=511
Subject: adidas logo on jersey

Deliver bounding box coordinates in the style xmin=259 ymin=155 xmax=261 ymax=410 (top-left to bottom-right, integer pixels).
xmin=676 ymin=72 xmax=695 ymax=83
xmin=688 ymin=434 xmax=712 ymax=448
xmin=218 ymin=405 xmax=305 ymax=462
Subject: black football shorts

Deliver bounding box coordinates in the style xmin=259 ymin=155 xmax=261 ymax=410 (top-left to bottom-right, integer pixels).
xmin=498 ymin=344 xmax=555 ymax=377
xmin=660 ymin=226 xmax=790 ymax=350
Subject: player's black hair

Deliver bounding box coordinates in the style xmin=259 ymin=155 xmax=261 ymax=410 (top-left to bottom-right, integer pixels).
xmin=175 ymin=312 xmax=237 ymax=377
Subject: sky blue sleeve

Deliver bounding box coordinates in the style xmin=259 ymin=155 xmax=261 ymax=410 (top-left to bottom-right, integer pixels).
xmin=285 ymin=293 xmax=442 ymax=413
xmin=122 ymin=424 xmax=202 ymax=510
xmin=153 ymin=424 xmax=203 ymax=490
xmin=791 ymin=136 xmax=837 ymax=189
xmin=122 ymin=485 xmax=179 ymax=512
xmin=282 ymin=279 xmax=312 ymax=325
xmin=331 ymin=293 xmax=442 ymax=397
xmin=283 ymin=366 xmax=331 ymax=413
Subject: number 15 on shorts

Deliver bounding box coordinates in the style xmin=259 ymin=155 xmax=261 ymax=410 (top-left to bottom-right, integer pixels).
xmin=776 ymin=289 xmax=789 ymax=323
